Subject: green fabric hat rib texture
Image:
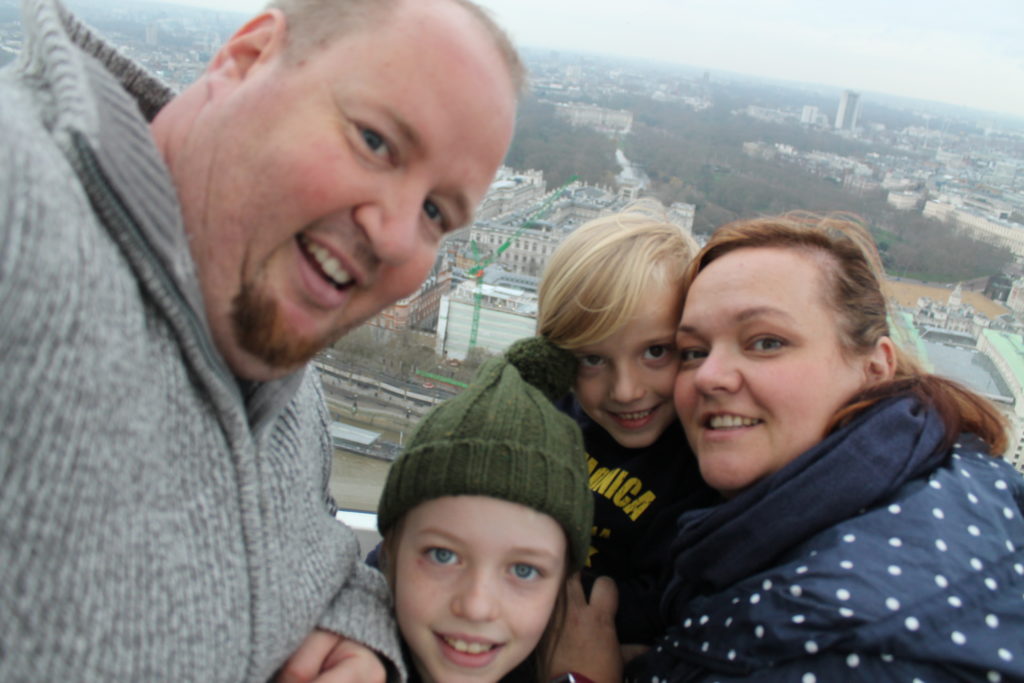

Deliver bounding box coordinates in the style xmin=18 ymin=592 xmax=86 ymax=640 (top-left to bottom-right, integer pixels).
xmin=377 ymin=336 xmax=593 ymax=570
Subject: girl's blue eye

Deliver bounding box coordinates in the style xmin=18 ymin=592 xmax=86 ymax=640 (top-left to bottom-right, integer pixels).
xmin=579 ymin=355 xmax=604 ymax=368
xmin=511 ymin=563 xmax=539 ymax=580
xmin=426 ymin=547 xmax=457 ymax=565
xmin=361 ymin=128 xmax=387 ymax=156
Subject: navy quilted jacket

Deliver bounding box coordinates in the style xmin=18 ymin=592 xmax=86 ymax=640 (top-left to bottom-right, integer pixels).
xmin=630 ymin=401 xmax=1024 ymax=681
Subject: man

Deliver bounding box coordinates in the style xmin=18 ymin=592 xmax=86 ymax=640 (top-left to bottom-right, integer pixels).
xmin=0 ymin=0 xmax=519 ymax=679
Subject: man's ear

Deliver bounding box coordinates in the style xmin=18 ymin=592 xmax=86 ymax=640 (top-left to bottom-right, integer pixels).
xmin=864 ymin=336 xmax=897 ymax=385
xmin=207 ymin=9 xmax=288 ymax=79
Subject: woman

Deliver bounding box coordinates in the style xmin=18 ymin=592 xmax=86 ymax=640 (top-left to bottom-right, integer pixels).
xmin=629 ymin=213 xmax=1024 ymax=681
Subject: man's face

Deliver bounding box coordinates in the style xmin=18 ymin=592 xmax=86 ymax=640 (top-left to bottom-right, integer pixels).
xmin=157 ymin=0 xmax=516 ymax=380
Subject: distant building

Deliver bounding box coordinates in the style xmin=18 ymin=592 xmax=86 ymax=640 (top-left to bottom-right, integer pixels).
xmin=911 ymin=284 xmax=992 ymax=338
xmin=435 ymin=281 xmax=538 ymax=360
xmin=834 ymin=90 xmax=861 ymax=131
xmin=371 ymin=258 xmax=452 ymax=332
xmin=924 ymin=199 xmax=1024 ymax=258
xmin=668 ymin=202 xmax=696 ymax=234
xmin=886 ymin=191 xmax=922 ymax=211
xmin=554 ymin=103 xmax=633 ymax=135
xmin=976 ymin=330 xmax=1024 ymax=473
xmin=1007 ymin=279 xmax=1024 ymax=318
xmin=481 ymin=265 xmax=541 ymax=293
xmin=476 ymin=167 xmax=547 ymax=222
xmin=469 ymin=220 xmax=561 ymax=278
xmin=800 ymin=105 xmax=819 ymax=125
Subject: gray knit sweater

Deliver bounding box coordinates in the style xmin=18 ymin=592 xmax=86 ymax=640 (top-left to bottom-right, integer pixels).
xmin=0 ymin=0 xmax=403 ymax=680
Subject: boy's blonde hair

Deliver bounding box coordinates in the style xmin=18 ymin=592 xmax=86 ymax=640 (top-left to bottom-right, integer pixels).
xmin=537 ymin=200 xmax=699 ymax=349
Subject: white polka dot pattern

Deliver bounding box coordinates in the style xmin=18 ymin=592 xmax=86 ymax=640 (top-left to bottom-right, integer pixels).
xmin=633 ymin=437 xmax=1024 ymax=683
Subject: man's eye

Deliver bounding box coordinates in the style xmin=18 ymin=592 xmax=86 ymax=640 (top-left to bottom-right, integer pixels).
xmin=426 ymin=547 xmax=457 ymax=565
xmin=361 ymin=128 xmax=388 ymax=156
xmin=511 ymin=563 xmax=540 ymax=580
xmin=423 ymin=199 xmax=446 ymax=229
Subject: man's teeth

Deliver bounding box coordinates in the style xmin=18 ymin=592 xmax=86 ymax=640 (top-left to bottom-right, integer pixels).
xmin=444 ymin=637 xmax=495 ymax=654
xmin=300 ymin=235 xmax=352 ymax=287
xmin=709 ymin=415 xmax=761 ymax=429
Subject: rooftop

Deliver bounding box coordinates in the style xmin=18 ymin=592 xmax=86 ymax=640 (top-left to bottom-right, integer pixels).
xmin=886 ymin=279 xmax=1009 ymax=320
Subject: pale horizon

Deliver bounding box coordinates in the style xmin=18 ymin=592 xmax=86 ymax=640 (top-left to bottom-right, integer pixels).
xmin=82 ymin=0 xmax=1024 ymax=121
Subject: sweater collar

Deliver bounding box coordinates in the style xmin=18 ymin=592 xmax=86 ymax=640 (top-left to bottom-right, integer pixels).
xmin=20 ymin=0 xmax=307 ymax=431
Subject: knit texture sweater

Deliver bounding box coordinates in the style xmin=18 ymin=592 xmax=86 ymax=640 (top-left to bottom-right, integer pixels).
xmin=0 ymin=0 xmax=402 ymax=679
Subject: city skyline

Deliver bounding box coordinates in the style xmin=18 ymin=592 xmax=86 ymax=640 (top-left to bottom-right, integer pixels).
xmin=95 ymin=0 xmax=1024 ymax=121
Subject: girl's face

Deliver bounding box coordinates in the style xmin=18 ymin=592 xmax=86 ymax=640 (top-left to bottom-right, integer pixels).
xmin=674 ymin=247 xmax=892 ymax=498
xmin=392 ymin=495 xmax=566 ymax=683
xmin=572 ymin=282 xmax=683 ymax=448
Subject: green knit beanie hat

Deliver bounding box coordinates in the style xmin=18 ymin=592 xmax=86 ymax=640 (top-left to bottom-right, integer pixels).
xmin=377 ymin=336 xmax=593 ymax=571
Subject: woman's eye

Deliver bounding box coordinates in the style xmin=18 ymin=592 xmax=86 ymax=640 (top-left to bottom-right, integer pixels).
xmin=752 ymin=337 xmax=784 ymax=352
xmin=511 ymin=563 xmax=540 ymax=580
xmin=680 ymin=348 xmax=707 ymax=362
xmin=578 ymin=355 xmax=604 ymax=368
xmin=361 ymin=128 xmax=388 ymax=157
xmin=426 ymin=547 xmax=457 ymax=565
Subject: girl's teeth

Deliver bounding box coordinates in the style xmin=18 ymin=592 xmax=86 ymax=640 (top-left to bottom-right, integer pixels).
xmin=445 ymin=637 xmax=494 ymax=654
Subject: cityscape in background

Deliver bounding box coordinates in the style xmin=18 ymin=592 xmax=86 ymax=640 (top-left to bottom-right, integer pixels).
xmin=4 ymin=0 xmax=1024 ymax=508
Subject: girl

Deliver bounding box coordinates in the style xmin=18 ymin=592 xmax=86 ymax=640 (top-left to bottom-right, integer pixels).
xmin=375 ymin=336 xmax=603 ymax=682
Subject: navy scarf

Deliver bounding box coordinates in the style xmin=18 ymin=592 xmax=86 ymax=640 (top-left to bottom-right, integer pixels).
xmin=662 ymin=396 xmax=948 ymax=618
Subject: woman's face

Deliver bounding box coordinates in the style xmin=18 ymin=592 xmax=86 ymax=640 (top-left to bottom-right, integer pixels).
xmin=391 ymin=496 xmax=566 ymax=683
xmin=674 ymin=247 xmax=890 ymax=498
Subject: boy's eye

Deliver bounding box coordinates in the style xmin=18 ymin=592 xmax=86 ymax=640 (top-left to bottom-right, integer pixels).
xmin=644 ymin=344 xmax=671 ymax=360
xmin=361 ymin=128 xmax=388 ymax=157
xmin=752 ymin=337 xmax=784 ymax=352
xmin=426 ymin=547 xmax=457 ymax=565
xmin=511 ymin=563 xmax=540 ymax=580
xmin=578 ymin=355 xmax=604 ymax=368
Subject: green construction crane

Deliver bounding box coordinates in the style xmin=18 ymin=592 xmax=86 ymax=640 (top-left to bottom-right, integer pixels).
xmin=466 ymin=175 xmax=578 ymax=349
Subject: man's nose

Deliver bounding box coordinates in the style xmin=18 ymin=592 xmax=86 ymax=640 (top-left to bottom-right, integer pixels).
xmin=352 ymin=190 xmax=424 ymax=266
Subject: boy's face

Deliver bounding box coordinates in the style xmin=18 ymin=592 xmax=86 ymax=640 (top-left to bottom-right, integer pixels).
xmin=572 ymin=284 xmax=683 ymax=448
xmin=392 ymin=496 xmax=565 ymax=683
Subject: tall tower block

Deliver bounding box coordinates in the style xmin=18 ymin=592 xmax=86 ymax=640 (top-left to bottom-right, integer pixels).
xmin=835 ymin=90 xmax=861 ymax=130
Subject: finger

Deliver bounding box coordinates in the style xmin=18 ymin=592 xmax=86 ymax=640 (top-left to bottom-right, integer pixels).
xmin=565 ymin=573 xmax=587 ymax=606
xmin=276 ymin=630 xmax=341 ymax=683
xmin=588 ymin=576 xmax=619 ymax=617
xmin=621 ymin=643 xmax=651 ymax=664
xmin=312 ymin=642 xmax=386 ymax=683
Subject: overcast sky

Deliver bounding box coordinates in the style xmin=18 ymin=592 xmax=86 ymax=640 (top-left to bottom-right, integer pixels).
xmin=146 ymin=0 xmax=1024 ymax=120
